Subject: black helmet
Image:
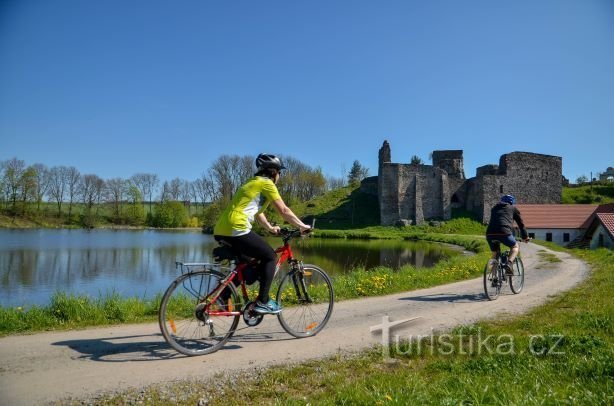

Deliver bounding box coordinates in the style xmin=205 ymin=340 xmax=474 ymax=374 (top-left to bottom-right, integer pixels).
xmin=256 ymin=153 xmax=286 ymax=171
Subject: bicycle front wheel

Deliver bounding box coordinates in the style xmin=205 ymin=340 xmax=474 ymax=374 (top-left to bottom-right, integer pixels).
xmin=509 ymin=256 xmax=525 ymax=294
xmin=159 ymin=270 xmax=240 ymax=356
xmin=276 ymin=264 xmax=334 ymax=338
xmin=483 ymin=260 xmax=501 ymax=300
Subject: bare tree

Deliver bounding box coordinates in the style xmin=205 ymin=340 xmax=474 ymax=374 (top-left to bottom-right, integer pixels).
xmin=168 ymin=178 xmax=182 ymax=201
xmin=208 ymin=154 xmax=255 ymax=203
xmin=49 ymin=166 xmax=69 ymax=217
xmin=32 ymin=163 xmax=51 ymax=212
xmin=65 ymin=166 xmax=81 ymax=220
xmin=180 ymin=179 xmax=192 ymax=204
xmin=192 ymin=173 xmax=216 ymax=207
xmin=326 ymin=176 xmax=345 ymax=191
xmin=130 ymin=173 xmax=159 ymax=213
xmin=80 ymin=174 xmax=103 ymax=211
xmin=106 ymin=178 xmax=126 ymax=222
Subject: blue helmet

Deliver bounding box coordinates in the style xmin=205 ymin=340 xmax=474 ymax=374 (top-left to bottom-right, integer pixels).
xmin=501 ymin=194 xmax=516 ymax=205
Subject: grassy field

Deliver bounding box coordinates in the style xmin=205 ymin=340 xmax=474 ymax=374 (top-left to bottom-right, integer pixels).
xmin=92 ymin=247 xmax=613 ymax=405
xmin=561 ymin=183 xmax=614 ymax=204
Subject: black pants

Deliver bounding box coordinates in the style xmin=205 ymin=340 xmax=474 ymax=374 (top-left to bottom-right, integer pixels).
xmin=214 ymin=231 xmax=277 ymax=303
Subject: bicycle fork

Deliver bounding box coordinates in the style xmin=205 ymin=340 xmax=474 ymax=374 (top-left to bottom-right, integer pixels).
xmin=290 ymin=266 xmax=313 ymax=304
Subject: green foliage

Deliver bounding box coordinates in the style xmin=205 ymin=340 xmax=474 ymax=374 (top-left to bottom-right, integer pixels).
xmin=124 ymin=185 xmax=145 ymax=226
xmin=200 ymin=202 xmax=221 ymax=233
xmin=347 ymin=160 xmax=369 ymax=186
xmin=0 ymin=292 xmax=161 ymax=335
xmin=562 ymin=183 xmax=614 ymax=204
xmin=151 ymin=201 xmax=189 ymax=228
xmin=410 ymin=154 xmax=424 ymax=165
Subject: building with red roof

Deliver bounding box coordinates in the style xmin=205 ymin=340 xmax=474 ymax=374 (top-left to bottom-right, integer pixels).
xmin=582 ymin=204 xmax=614 ymax=249
xmin=515 ymin=204 xmax=598 ymax=246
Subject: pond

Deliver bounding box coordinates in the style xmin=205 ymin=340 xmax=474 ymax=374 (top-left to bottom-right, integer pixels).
xmin=0 ymin=229 xmax=464 ymax=307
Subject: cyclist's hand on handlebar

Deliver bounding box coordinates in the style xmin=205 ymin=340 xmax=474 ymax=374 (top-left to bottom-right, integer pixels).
xmin=269 ymin=225 xmax=281 ymax=235
xmin=299 ymin=225 xmax=312 ymax=234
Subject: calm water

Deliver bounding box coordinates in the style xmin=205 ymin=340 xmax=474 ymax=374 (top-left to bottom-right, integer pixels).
xmin=0 ymin=229 xmax=462 ymax=307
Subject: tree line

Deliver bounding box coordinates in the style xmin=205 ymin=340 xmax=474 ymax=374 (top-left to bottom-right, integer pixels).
xmin=0 ymin=155 xmax=364 ymax=228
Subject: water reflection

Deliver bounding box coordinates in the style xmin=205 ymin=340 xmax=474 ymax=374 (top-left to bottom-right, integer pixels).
xmin=0 ymin=229 xmax=460 ymax=307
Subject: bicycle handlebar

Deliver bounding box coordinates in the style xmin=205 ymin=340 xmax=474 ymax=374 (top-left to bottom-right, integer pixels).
xmin=277 ymin=227 xmax=313 ymax=243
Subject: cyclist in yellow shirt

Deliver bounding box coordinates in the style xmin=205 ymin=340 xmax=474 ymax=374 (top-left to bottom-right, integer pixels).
xmin=214 ymin=153 xmax=311 ymax=314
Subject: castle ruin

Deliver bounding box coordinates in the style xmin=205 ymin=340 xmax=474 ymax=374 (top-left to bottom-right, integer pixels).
xmin=375 ymin=140 xmax=562 ymax=224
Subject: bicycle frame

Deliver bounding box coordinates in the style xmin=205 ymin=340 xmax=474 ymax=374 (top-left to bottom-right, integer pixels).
xmin=204 ymin=234 xmax=298 ymax=317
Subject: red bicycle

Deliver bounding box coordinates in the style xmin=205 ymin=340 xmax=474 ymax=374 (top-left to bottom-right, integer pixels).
xmin=159 ymin=228 xmax=334 ymax=356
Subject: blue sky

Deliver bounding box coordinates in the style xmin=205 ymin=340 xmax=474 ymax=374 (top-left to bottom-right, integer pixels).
xmin=1 ymin=0 xmax=613 ymax=184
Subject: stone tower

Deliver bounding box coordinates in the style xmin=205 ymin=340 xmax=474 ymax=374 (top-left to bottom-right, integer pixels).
xmin=432 ymin=150 xmax=465 ymax=180
xmin=379 ymin=140 xmax=391 ymax=170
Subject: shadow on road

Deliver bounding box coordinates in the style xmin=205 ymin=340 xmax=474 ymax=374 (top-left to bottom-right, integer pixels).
xmin=399 ymin=293 xmax=487 ymax=303
xmin=52 ymin=333 xmax=186 ymax=362
xmin=52 ymin=328 xmax=298 ymax=362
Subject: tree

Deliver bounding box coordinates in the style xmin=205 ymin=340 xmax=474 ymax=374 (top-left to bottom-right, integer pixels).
xmin=106 ymin=178 xmax=126 ymax=223
xmin=65 ymin=166 xmax=81 ymax=221
xmin=130 ymin=173 xmax=159 ymax=214
xmin=410 ymin=155 xmax=423 ymax=165
xmin=326 ymin=176 xmax=345 ymax=191
xmin=19 ymin=166 xmax=38 ymax=215
xmin=2 ymin=158 xmax=26 ymax=214
xmin=576 ymin=175 xmax=588 ymax=184
xmin=209 ymin=154 xmax=255 ymax=204
xmin=125 ymin=185 xmax=145 ymax=225
xmin=347 ymin=160 xmax=369 ymax=186
xmin=32 ymin=163 xmax=51 ymax=213
xmin=79 ymin=174 xmax=104 ymax=226
xmin=192 ymin=173 xmax=216 ymax=209
xmin=48 ymin=166 xmax=69 ymax=217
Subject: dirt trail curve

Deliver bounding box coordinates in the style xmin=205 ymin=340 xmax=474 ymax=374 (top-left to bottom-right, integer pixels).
xmin=0 ymin=243 xmax=588 ymax=405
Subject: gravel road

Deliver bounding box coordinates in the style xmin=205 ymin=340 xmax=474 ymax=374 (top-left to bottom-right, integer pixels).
xmin=0 ymin=243 xmax=588 ymax=405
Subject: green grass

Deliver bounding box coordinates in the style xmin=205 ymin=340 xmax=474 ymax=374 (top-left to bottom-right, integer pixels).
xmin=90 ymin=248 xmax=613 ymax=405
xmin=562 ymin=183 xmax=614 ymax=204
xmin=0 ymin=292 xmax=160 ymax=335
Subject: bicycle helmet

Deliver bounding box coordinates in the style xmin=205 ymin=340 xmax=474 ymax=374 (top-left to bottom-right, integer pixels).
xmin=255 ymin=153 xmax=286 ymax=171
xmin=501 ymin=194 xmax=516 ymax=205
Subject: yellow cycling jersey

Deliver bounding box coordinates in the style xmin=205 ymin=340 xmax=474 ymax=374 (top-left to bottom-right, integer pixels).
xmin=214 ymin=176 xmax=282 ymax=237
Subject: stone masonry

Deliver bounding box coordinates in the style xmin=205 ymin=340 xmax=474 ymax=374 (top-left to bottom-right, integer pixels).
xmin=376 ymin=140 xmax=562 ymax=225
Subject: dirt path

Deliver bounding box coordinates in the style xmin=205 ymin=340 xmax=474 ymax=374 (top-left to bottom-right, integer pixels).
xmin=0 ymin=243 xmax=589 ymax=405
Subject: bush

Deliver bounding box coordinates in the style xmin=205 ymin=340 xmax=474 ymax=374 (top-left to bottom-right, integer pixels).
xmin=151 ymin=201 xmax=188 ymax=228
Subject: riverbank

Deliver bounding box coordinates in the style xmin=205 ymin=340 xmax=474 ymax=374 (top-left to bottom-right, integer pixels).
xmin=0 ymin=230 xmax=488 ymax=335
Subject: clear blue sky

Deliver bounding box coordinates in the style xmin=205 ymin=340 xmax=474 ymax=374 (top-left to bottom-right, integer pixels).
xmin=1 ymin=0 xmax=613 ymax=184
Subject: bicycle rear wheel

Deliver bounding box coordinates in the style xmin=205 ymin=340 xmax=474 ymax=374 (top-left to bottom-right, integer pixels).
xmin=509 ymin=256 xmax=525 ymax=294
xmin=483 ymin=260 xmax=502 ymax=300
xmin=159 ymin=270 xmax=240 ymax=356
xmin=276 ymin=264 xmax=334 ymax=338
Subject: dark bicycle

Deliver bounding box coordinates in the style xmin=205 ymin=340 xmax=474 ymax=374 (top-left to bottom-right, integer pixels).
xmin=483 ymin=248 xmax=525 ymax=300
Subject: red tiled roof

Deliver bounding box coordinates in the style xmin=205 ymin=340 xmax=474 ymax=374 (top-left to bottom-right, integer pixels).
xmin=596 ymin=213 xmax=614 ymax=238
xmin=515 ymin=204 xmax=598 ymax=229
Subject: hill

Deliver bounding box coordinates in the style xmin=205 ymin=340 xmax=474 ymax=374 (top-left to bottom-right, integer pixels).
xmin=292 ymin=185 xmax=380 ymax=229
xmin=562 ymin=183 xmax=614 ymax=204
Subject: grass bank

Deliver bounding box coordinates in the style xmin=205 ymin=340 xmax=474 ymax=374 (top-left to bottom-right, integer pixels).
xmin=93 ymin=248 xmax=612 ymax=405
xmin=0 ymin=232 xmax=488 ymax=336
